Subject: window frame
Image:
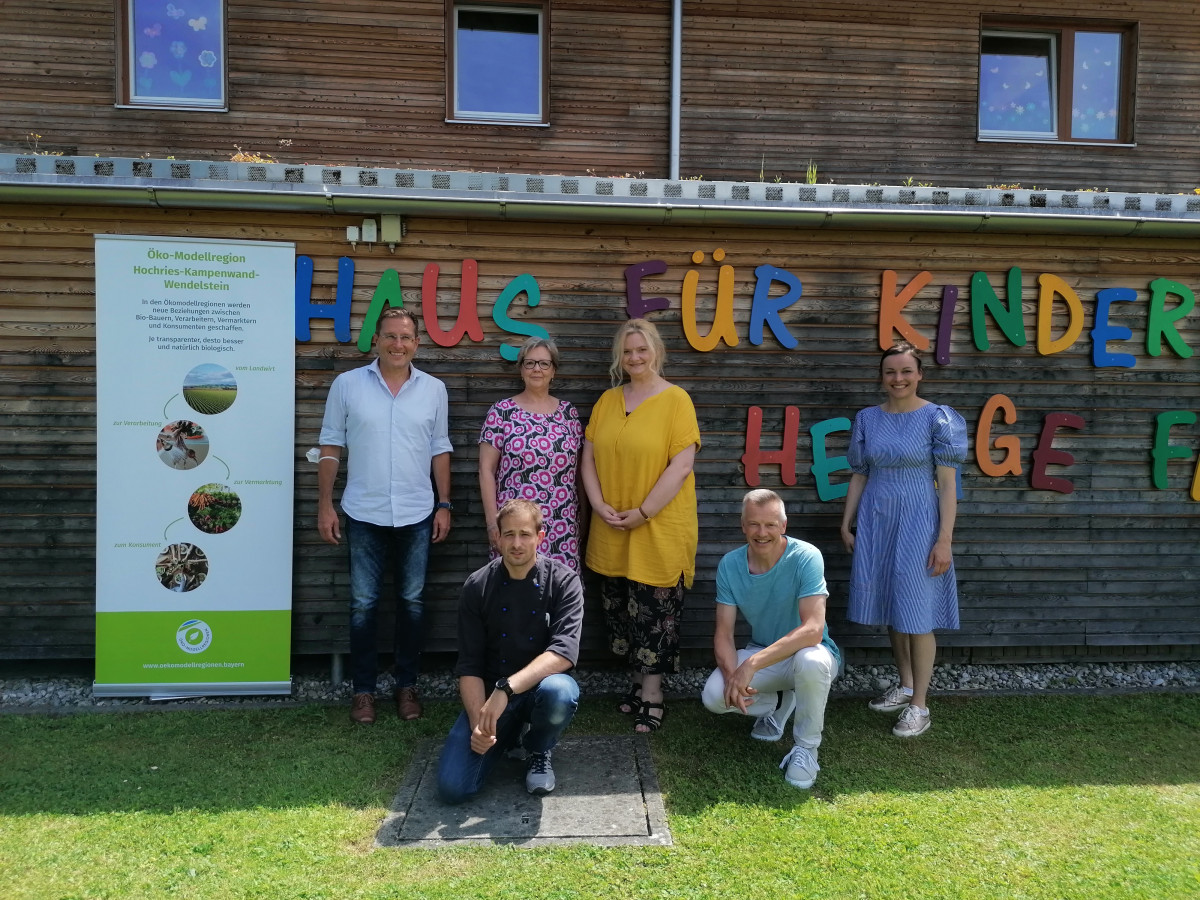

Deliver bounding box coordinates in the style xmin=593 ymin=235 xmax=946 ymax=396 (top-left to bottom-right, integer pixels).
xmin=116 ymin=0 xmax=228 ymax=111
xmin=445 ymin=0 xmax=550 ymax=126
xmin=978 ymin=17 xmax=1137 ymax=145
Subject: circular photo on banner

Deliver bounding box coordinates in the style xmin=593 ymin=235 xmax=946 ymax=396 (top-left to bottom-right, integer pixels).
xmin=187 ymin=483 xmax=242 ymax=534
xmin=183 ymin=363 xmax=238 ymax=415
xmin=156 ymin=420 xmax=209 ymax=470
xmin=155 ymin=542 xmax=209 ymax=593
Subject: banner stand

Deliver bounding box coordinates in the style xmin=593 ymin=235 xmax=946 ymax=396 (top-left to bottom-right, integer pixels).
xmin=94 ymin=235 xmax=296 ymax=698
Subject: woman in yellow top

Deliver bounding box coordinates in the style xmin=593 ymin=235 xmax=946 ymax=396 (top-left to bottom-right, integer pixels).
xmin=582 ymin=318 xmax=700 ymax=733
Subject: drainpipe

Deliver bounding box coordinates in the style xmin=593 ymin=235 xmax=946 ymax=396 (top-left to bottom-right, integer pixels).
xmin=669 ymin=0 xmax=682 ymax=180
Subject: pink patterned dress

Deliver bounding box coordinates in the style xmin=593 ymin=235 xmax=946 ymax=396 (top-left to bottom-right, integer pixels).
xmin=479 ymin=398 xmax=583 ymax=572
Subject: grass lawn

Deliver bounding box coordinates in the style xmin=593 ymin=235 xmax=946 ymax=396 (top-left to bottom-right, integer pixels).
xmin=1 ymin=693 xmax=1198 ymax=900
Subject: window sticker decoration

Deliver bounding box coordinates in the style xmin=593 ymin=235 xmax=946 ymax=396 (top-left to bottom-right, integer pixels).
xmin=1071 ymin=32 xmax=1122 ymax=140
xmin=131 ymin=0 xmax=223 ymax=106
xmin=979 ymin=34 xmax=1055 ymax=136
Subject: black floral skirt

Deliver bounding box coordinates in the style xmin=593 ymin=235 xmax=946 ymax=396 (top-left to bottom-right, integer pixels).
xmin=599 ymin=575 xmax=685 ymax=675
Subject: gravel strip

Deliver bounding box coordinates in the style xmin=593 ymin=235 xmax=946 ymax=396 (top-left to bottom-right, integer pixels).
xmin=2 ymin=661 xmax=1197 ymax=713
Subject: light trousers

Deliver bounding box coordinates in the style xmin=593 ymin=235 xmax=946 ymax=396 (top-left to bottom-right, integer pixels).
xmin=701 ymin=643 xmax=836 ymax=748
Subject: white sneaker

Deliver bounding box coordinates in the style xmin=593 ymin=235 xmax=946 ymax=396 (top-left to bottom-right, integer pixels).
xmin=779 ymin=744 xmax=819 ymax=789
xmin=526 ymin=750 xmax=556 ymax=795
xmin=868 ymin=685 xmax=912 ymax=713
xmin=751 ymin=690 xmax=796 ymax=742
xmin=892 ymin=705 xmax=931 ymax=738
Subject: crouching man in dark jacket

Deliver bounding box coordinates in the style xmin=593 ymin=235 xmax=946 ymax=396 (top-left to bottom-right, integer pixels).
xmin=437 ymin=499 xmax=584 ymax=803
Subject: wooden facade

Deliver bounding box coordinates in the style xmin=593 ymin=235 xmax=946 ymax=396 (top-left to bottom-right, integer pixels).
xmin=2 ymin=0 xmax=1199 ymax=664
xmin=2 ymin=200 xmax=1198 ymax=662
xmin=4 ymin=1 xmax=1200 ymax=192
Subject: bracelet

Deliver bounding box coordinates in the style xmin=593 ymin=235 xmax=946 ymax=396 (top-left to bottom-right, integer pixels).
xmin=319 ymin=456 xmax=339 ymax=463
xmin=639 ymin=505 xmax=652 ymax=520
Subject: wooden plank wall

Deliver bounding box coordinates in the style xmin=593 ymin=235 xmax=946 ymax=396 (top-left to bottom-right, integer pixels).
xmin=0 ymin=0 xmax=671 ymax=176
xmin=679 ymin=0 xmax=1200 ymax=191
xmin=3 ymin=2 xmax=1200 ymax=191
xmin=2 ymin=202 xmax=1199 ymax=664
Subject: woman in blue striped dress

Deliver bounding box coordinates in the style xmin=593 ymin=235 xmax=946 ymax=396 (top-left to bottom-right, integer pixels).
xmin=840 ymin=342 xmax=967 ymax=738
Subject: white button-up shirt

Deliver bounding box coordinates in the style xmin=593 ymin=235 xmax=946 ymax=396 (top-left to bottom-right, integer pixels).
xmin=319 ymin=359 xmax=453 ymax=527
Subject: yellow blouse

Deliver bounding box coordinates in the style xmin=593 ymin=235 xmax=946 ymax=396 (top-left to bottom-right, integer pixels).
xmin=584 ymin=384 xmax=701 ymax=588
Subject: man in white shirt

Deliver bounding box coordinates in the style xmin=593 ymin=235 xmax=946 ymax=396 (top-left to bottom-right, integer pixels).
xmin=318 ymin=307 xmax=453 ymax=724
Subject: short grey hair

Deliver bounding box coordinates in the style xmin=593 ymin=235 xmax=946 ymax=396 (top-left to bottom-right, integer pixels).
xmin=515 ymin=335 xmax=560 ymax=369
xmin=741 ymin=489 xmax=786 ymax=521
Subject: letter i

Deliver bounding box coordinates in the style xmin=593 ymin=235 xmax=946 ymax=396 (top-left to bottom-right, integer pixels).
xmin=935 ymin=285 xmax=957 ymax=365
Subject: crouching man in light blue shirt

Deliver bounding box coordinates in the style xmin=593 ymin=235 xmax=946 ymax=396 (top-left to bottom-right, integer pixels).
xmin=701 ymin=489 xmax=841 ymax=789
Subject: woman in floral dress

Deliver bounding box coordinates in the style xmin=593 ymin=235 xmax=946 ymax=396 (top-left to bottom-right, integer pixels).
xmin=478 ymin=336 xmax=583 ymax=572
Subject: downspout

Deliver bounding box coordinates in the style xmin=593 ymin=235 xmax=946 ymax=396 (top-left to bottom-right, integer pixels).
xmin=669 ymin=0 xmax=682 ymax=180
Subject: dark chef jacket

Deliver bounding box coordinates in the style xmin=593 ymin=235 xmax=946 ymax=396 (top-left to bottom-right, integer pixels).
xmin=453 ymin=555 xmax=584 ymax=686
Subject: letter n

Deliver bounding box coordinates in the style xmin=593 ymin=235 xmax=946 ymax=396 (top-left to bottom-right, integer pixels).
xmin=971 ymin=267 xmax=1028 ymax=351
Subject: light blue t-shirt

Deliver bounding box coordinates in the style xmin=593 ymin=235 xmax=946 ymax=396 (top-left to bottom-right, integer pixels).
xmin=716 ymin=536 xmax=841 ymax=666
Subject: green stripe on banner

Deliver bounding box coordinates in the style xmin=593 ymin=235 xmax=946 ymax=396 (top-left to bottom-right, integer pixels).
xmin=96 ymin=610 xmax=291 ymax=685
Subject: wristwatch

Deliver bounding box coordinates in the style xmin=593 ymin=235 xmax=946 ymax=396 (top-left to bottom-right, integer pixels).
xmin=495 ymin=677 xmax=514 ymax=698
xmin=436 ymin=501 xmax=452 ymax=511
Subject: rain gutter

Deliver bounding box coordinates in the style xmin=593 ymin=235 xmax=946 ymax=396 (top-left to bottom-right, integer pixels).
xmin=3 ymin=155 xmax=1200 ymax=238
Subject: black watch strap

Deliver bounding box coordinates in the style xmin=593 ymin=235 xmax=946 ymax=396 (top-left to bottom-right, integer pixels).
xmin=495 ymin=677 xmax=514 ymax=698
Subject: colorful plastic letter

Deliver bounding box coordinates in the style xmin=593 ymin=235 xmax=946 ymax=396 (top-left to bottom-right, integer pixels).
xmin=493 ymin=273 xmax=549 ymax=361
xmin=935 ymin=284 xmax=956 ymax=365
xmin=749 ymin=265 xmax=801 ymax=349
xmin=682 ymin=260 xmax=739 ymax=351
xmin=1146 ymin=278 xmax=1195 ymax=359
xmin=976 ymin=394 xmax=1023 ymax=476
xmin=356 ymin=266 xmax=404 ymax=352
xmin=420 ymin=260 xmax=484 ymax=347
xmin=970 ymin=267 xmax=1027 ymax=351
xmin=1029 ymin=412 xmax=1085 ymax=493
xmin=295 ymin=255 xmax=353 ymax=344
xmin=879 ymin=269 xmax=934 ymax=351
xmin=625 ymin=260 xmax=670 ymax=319
xmin=1150 ymin=410 xmax=1197 ymax=490
xmin=809 ymin=417 xmax=852 ymax=501
xmin=742 ymin=406 xmax=800 ymax=486
xmin=1090 ymin=287 xmax=1138 ymax=368
xmin=1036 ymin=273 xmax=1084 ymax=356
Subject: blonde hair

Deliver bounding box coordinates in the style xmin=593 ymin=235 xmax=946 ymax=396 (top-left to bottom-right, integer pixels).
xmin=609 ymin=318 xmax=666 ymax=386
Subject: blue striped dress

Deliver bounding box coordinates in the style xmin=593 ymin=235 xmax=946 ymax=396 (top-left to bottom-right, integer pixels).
xmin=846 ymin=403 xmax=968 ymax=632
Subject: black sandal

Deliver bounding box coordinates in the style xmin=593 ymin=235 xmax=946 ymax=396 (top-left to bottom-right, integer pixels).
xmin=615 ymin=685 xmax=642 ymax=715
xmin=635 ymin=700 xmax=666 ymax=733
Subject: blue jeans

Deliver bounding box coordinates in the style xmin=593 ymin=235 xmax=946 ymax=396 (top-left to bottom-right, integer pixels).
xmin=436 ymin=673 xmax=580 ymax=805
xmin=346 ymin=513 xmax=433 ymax=693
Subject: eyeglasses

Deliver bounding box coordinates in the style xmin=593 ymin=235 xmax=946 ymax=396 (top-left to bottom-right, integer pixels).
xmin=380 ymin=333 xmax=416 ymax=345
xmin=521 ymin=359 xmax=554 ymax=371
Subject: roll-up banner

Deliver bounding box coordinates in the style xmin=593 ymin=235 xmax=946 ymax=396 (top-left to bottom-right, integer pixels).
xmin=94 ymin=236 xmax=295 ymax=697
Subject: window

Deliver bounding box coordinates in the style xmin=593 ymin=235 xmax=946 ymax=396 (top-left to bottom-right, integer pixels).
xmin=979 ymin=20 xmax=1136 ymax=143
xmin=448 ymin=2 xmax=548 ymax=124
xmin=118 ymin=0 xmax=227 ymax=109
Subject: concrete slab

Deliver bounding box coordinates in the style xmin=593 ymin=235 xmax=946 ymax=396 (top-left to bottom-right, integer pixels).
xmin=376 ymin=735 xmax=672 ymax=848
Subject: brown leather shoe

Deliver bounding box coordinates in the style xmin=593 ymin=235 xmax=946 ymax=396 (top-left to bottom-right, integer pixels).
xmin=350 ymin=692 xmax=376 ymax=724
xmin=395 ymin=686 xmax=423 ymax=720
